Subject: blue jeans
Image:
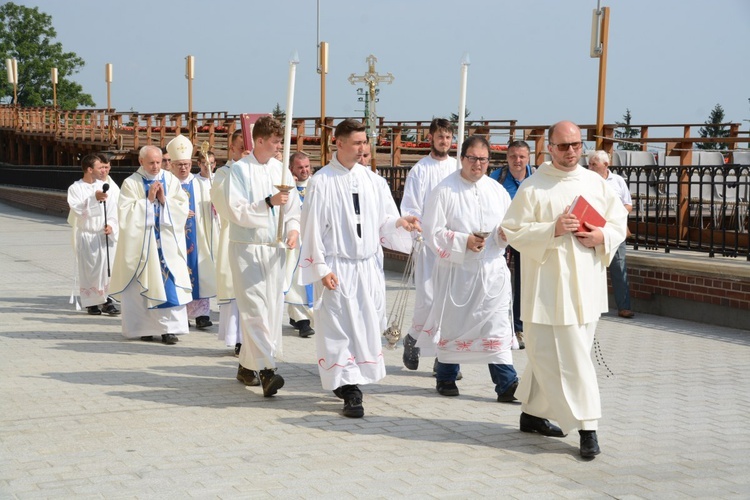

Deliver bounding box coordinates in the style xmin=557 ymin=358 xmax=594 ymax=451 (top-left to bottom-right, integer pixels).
xmin=609 ymin=241 xmax=631 ymax=310
xmin=435 ymin=360 xmax=518 ymax=395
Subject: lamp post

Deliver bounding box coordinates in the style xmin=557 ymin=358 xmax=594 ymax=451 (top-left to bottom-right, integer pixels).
xmin=51 ymin=67 xmax=58 ymax=108
xmin=319 ymin=41 xmax=329 ymax=166
xmin=590 ymin=2 xmax=610 ymax=151
xmin=105 ymin=63 xmax=113 ymax=110
xmin=6 ymin=58 xmax=18 ymax=131
xmin=457 ymin=52 xmax=470 ymax=149
xmin=185 ymin=55 xmax=195 ymax=143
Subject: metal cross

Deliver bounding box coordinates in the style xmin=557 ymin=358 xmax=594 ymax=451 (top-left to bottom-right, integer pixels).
xmin=348 ymin=55 xmax=394 ymax=139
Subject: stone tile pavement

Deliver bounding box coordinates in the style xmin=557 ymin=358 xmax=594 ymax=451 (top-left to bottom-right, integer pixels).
xmin=1 ymin=201 xmax=749 ymax=499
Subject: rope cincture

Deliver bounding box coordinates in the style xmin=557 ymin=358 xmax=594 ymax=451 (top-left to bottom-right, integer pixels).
xmin=382 ymin=235 xmax=422 ymax=349
xmin=593 ymin=334 xmax=615 ymax=378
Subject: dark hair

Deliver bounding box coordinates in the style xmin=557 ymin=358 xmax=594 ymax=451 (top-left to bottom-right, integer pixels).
xmin=507 ymin=140 xmax=530 ymax=152
xmin=97 ymin=152 xmax=113 ymax=164
xmin=252 ymin=115 xmax=283 ymax=141
xmin=231 ymin=130 xmax=243 ymax=142
xmin=160 ymin=147 xmax=169 ymax=155
xmin=460 ymin=135 xmax=490 ymax=158
xmin=429 ymin=118 xmax=454 ymax=135
xmin=334 ymin=118 xmax=365 ymax=140
xmin=81 ymin=153 xmax=100 ymax=173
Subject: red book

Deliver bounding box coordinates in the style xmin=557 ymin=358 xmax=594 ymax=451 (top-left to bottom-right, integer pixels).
xmin=239 ymin=113 xmax=271 ymax=152
xmin=568 ymin=195 xmax=606 ymax=232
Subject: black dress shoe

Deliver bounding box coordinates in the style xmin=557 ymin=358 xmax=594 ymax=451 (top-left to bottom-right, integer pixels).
xmin=436 ymin=380 xmax=460 ymax=397
xmin=87 ymin=306 xmax=102 ymax=315
xmin=101 ymin=303 xmax=120 ymax=315
xmin=140 ymin=336 xmax=154 ymax=341
xmin=497 ymin=381 xmax=519 ymax=402
xmin=519 ymin=412 xmax=565 ymax=437
xmin=343 ymin=397 xmax=364 ymax=418
xmin=579 ymin=430 xmax=601 ymax=458
xmin=195 ymin=316 xmax=213 ymax=329
xmin=289 ymin=318 xmax=298 ymax=329
xmin=161 ymin=334 xmax=179 ymax=345
xmin=297 ymin=320 xmax=315 ymax=338
xmin=234 ymin=343 xmax=241 ymax=357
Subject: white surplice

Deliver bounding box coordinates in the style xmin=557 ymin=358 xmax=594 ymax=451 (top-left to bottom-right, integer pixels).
xmin=501 ymin=162 xmax=628 ymax=433
xmin=399 ymin=155 xmax=459 ymax=354
xmin=109 ymin=167 xmax=192 ymax=338
xmin=284 ymin=179 xmax=313 ymax=323
xmin=419 ymin=171 xmax=514 ymax=364
xmin=224 ymin=153 xmax=301 ymax=370
xmin=299 ymin=154 xmax=412 ymax=391
xmin=210 ymin=162 xmax=241 ymax=347
xmin=67 ymin=179 xmax=119 ymax=308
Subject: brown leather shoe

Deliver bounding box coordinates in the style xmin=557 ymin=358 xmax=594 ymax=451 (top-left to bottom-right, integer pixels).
xmin=618 ymin=309 xmax=635 ymax=319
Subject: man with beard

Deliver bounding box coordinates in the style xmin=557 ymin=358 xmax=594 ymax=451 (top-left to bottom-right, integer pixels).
xmin=501 ymin=121 xmax=628 ymax=459
xmin=399 ymin=118 xmax=459 ymax=373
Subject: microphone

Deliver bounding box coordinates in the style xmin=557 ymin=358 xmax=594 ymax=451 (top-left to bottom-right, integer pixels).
xmin=102 ymin=183 xmax=110 ymax=193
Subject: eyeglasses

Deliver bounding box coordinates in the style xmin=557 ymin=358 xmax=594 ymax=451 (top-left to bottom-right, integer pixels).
xmin=549 ymin=142 xmax=583 ymax=152
xmin=172 ymin=161 xmax=191 ymax=168
xmin=463 ymin=155 xmax=490 ymax=165
xmin=163 ymin=158 xmax=172 ymax=162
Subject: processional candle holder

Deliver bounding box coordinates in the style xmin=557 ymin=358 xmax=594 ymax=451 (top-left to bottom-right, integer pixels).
xmin=274 ymin=184 xmax=295 ymax=247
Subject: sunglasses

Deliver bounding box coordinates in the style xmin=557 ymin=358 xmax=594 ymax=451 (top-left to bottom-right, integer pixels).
xmin=549 ymin=142 xmax=583 ymax=152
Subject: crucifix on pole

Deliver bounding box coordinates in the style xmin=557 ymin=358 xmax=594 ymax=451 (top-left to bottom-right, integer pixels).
xmin=348 ymin=54 xmax=394 ymax=171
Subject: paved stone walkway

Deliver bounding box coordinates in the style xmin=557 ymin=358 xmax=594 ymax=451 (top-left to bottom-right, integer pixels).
xmin=1 ymin=201 xmax=749 ymax=499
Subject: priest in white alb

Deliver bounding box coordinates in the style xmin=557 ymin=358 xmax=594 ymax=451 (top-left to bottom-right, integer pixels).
xmin=109 ymin=145 xmax=192 ymax=345
xmin=222 ymin=116 xmax=301 ymax=397
xmin=420 ymin=135 xmax=519 ymax=402
xmin=501 ymin=121 xmax=628 ymax=459
xmin=399 ymin=118 xmax=459 ymax=372
xmin=67 ymin=153 xmax=119 ymax=315
xmin=299 ymin=119 xmax=419 ymax=419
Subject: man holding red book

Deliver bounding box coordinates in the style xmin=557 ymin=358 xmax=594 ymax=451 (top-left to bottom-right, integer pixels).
xmin=501 ymin=121 xmax=628 ymax=459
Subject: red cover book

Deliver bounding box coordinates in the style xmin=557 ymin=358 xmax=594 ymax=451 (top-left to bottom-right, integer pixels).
xmin=239 ymin=113 xmax=271 ymax=152
xmin=568 ymin=195 xmax=606 ymax=232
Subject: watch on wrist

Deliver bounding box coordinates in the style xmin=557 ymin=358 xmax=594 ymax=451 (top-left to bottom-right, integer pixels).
xmin=265 ymin=196 xmax=273 ymax=208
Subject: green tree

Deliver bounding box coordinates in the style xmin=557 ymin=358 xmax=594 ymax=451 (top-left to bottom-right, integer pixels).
xmin=272 ymin=102 xmax=285 ymax=126
xmin=614 ymin=108 xmax=641 ymax=151
xmin=697 ymin=103 xmax=730 ymax=150
xmin=0 ymin=2 xmax=94 ymax=108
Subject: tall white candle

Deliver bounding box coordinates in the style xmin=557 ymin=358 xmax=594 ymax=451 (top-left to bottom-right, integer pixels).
xmin=282 ymin=50 xmax=300 ymax=183
xmin=457 ymin=52 xmax=470 ymax=150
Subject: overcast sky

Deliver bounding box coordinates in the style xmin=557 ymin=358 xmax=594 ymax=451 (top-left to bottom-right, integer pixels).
xmin=10 ymin=0 xmax=750 ymax=135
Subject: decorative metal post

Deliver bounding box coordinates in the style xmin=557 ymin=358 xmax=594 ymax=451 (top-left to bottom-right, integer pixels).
xmin=348 ymin=54 xmax=394 ymax=171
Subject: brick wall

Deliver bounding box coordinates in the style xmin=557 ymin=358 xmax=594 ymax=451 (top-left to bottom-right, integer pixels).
xmin=0 ymin=185 xmax=69 ymax=217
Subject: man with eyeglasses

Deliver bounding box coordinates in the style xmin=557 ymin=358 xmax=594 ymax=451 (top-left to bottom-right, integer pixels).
xmin=399 ymin=118 xmax=459 ymax=373
xmin=169 ymin=135 xmax=217 ymax=331
xmin=420 ymin=135 xmax=519 ymax=403
xmin=490 ymin=140 xmax=535 ymax=349
xmin=501 ymin=121 xmax=628 ymax=459
xmin=161 ymin=148 xmax=172 ymax=171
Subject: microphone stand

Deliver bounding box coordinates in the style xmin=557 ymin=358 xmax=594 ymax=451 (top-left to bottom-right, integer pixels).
xmin=102 ymin=184 xmax=111 ymax=277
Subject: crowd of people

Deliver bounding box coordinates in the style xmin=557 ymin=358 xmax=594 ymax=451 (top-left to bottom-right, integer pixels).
xmin=67 ymin=117 xmax=633 ymax=459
